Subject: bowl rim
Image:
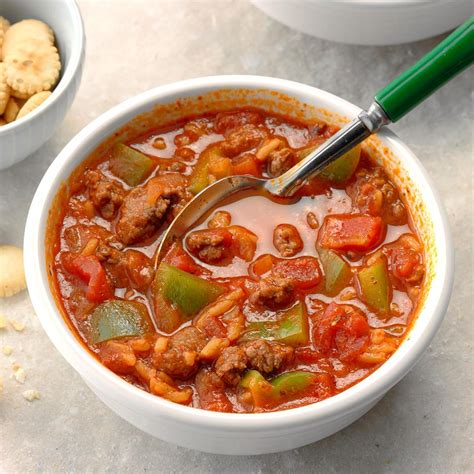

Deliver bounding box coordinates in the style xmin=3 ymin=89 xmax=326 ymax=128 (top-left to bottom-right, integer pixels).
xmin=24 ymin=75 xmax=454 ymax=431
xmin=0 ymin=0 xmax=84 ymax=134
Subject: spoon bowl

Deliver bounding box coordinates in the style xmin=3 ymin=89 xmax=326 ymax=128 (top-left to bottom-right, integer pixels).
xmin=155 ymin=175 xmax=265 ymax=265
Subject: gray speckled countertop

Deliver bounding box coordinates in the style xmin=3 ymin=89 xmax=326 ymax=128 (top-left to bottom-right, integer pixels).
xmin=0 ymin=1 xmax=472 ymax=472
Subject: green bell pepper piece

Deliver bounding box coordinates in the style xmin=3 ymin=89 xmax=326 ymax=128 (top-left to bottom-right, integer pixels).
xmin=357 ymin=257 xmax=391 ymax=313
xmin=240 ymin=302 xmax=309 ymax=347
xmin=239 ymin=370 xmax=267 ymax=390
xmin=188 ymin=145 xmax=225 ymax=194
xmin=299 ymin=144 xmax=361 ymax=183
xmin=239 ymin=370 xmax=274 ymax=406
xmin=239 ymin=370 xmax=319 ymax=408
xmin=89 ymin=300 xmax=151 ymax=344
xmin=270 ymin=371 xmax=319 ymax=397
xmin=109 ymin=143 xmax=155 ymax=186
xmin=154 ymin=263 xmax=225 ymax=318
xmin=320 ymin=145 xmax=360 ymax=182
xmin=318 ymin=248 xmax=352 ymax=296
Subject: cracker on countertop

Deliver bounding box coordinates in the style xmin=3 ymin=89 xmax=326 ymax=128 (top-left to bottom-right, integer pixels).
xmin=9 ymin=319 xmax=25 ymax=332
xmin=0 ymin=246 xmax=26 ymax=297
xmin=22 ymin=389 xmax=40 ymax=401
xmin=3 ymin=345 xmax=13 ymax=356
xmin=12 ymin=364 xmax=26 ymax=384
xmin=0 ymin=313 xmax=7 ymax=328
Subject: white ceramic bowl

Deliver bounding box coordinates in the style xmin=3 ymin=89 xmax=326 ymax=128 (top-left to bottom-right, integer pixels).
xmin=0 ymin=0 xmax=84 ymax=169
xmin=24 ymin=76 xmax=453 ymax=455
xmin=252 ymin=0 xmax=472 ymax=45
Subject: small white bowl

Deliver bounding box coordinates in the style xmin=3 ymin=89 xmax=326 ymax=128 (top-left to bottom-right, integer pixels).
xmin=0 ymin=0 xmax=85 ymax=169
xmin=24 ymin=76 xmax=454 ymax=454
xmin=252 ymin=0 xmax=472 ymax=45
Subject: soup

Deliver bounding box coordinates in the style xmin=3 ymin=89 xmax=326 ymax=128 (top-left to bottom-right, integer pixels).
xmin=48 ymin=108 xmax=425 ymax=412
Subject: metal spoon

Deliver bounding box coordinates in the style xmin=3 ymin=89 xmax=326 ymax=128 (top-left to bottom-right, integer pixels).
xmin=155 ymin=18 xmax=473 ymax=265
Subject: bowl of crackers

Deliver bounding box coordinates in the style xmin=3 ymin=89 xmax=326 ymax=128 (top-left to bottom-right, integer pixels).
xmin=0 ymin=0 xmax=84 ymax=169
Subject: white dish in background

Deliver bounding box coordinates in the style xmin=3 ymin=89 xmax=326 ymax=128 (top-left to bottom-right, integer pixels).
xmin=252 ymin=0 xmax=472 ymax=45
xmin=24 ymin=75 xmax=453 ymax=455
xmin=0 ymin=0 xmax=85 ymax=169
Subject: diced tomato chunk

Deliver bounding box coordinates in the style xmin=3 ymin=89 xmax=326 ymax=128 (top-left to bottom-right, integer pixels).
xmin=120 ymin=250 xmax=154 ymax=289
xmin=163 ymin=242 xmax=206 ymax=275
xmin=167 ymin=254 xmax=197 ymax=274
xmin=272 ymin=256 xmax=321 ymax=289
xmin=388 ymin=244 xmax=422 ymax=281
xmin=198 ymin=315 xmax=227 ymax=339
xmin=228 ymin=226 xmax=257 ymax=262
xmin=319 ymin=214 xmax=384 ymax=251
xmin=295 ymin=347 xmax=322 ymax=364
xmin=392 ymin=248 xmax=418 ymax=278
xmin=307 ymin=372 xmax=335 ymax=400
xmin=334 ymin=310 xmax=370 ymax=361
xmin=313 ymin=302 xmax=370 ymax=362
xmin=232 ymin=154 xmax=260 ymax=176
xmin=98 ymin=341 xmax=136 ymax=374
xmin=382 ymin=234 xmax=425 ymax=286
xmin=250 ymin=254 xmax=275 ymax=277
xmin=64 ymin=255 xmax=113 ymax=303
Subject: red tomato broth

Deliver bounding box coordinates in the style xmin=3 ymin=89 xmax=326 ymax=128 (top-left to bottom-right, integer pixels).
xmin=47 ymin=107 xmax=426 ymax=413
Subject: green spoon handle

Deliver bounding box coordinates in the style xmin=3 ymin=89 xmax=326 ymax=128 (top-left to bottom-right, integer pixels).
xmin=374 ymin=17 xmax=474 ymax=123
